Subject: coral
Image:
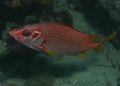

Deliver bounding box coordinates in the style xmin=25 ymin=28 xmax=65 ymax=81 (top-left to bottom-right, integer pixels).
xmin=0 ymin=23 xmax=18 ymax=56
xmin=52 ymin=0 xmax=68 ymax=11
xmin=5 ymin=0 xmax=52 ymax=8
xmin=21 ymin=0 xmax=52 ymax=5
xmin=98 ymin=0 xmax=120 ymax=22
xmin=24 ymin=73 xmax=54 ymax=86
xmin=0 ymin=83 xmax=8 ymax=86
xmin=68 ymin=0 xmax=84 ymax=12
xmin=21 ymin=0 xmax=33 ymax=5
xmin=39 ymin=9 xmax=73 ymax=26
xmin=0 ymin=72 xmax=6 ymax=82
xmin=7 ymin=83 xmax=17 ymax=86
xmin=0 ymin=40 xmax=8 ymax=57
xmin=10 ymin=0 xmax=21 ymax=8
xmin=23 ymin=15 xmax=39 ymax=24
xmin=38 ymin=0 xmax=52 ymax=5
xmin=4 ymin=0 xmax=21 ymax=8
xmin=2 ymin=23 xmax=17 ymax=41
xmin=0 ymin=83 xmax=17 ymax=86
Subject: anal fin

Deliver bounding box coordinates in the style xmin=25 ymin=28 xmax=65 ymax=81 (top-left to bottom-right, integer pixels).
xmin=95 ymin=45 xmax=102 ymax=52
xmin=76 ymin=52 xmax=87 ymax=57
xmin=42 ymin=49 xmax=59 ymax=57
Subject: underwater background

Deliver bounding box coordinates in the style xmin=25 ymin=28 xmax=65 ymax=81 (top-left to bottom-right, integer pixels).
xmin=0 ymin=0 xmax=120 ymax=86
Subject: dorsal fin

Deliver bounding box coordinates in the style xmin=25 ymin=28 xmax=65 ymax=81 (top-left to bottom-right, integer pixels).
xmin=49 ymin=22 xmax=85 ymax=34
xmin=90 ymin=34 xmax=102 ymax=42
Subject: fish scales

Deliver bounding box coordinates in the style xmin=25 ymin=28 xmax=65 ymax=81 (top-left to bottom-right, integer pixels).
xmin=39 ymin=23 xmax=91 ymax=55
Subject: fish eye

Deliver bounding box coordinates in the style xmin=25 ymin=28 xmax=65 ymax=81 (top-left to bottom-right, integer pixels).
xmin=22 ymin=30 xmax=32 ymax=37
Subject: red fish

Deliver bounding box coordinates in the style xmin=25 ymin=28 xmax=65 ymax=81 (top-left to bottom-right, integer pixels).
xmin=10 ymin=22 xmax=116 ymax=56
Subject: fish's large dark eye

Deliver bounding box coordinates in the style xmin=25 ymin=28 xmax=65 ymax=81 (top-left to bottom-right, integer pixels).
xmin=22 ymin=30 xmax=32 ymax=37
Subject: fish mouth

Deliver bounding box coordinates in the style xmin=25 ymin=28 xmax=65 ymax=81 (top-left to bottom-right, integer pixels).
xmin=9 ymin=30 xmax=19 ymax=41
xmin=10 ymin=31 xmax=14 ymax=37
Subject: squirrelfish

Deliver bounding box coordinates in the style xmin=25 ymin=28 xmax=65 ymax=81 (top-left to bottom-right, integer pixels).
xmin=10 ymin=22 xmax=116 ymax=56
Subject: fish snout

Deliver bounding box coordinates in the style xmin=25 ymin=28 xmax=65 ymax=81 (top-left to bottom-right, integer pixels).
xmin=9 ymin=28 xmax=24 ymax=37
xmin=9 ymin=29 xmax=18 ymax=37
xmin=10 ymin=30 xmax=14 ymax=37
xmin=9 ymin=29 xmax=23 ymax=41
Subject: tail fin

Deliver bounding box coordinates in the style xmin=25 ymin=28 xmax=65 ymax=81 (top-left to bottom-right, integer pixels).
xmin=95 ymin=32 xmax=117 ymax=52
xmin=101 ymin=32 xmax=117 ymax=43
